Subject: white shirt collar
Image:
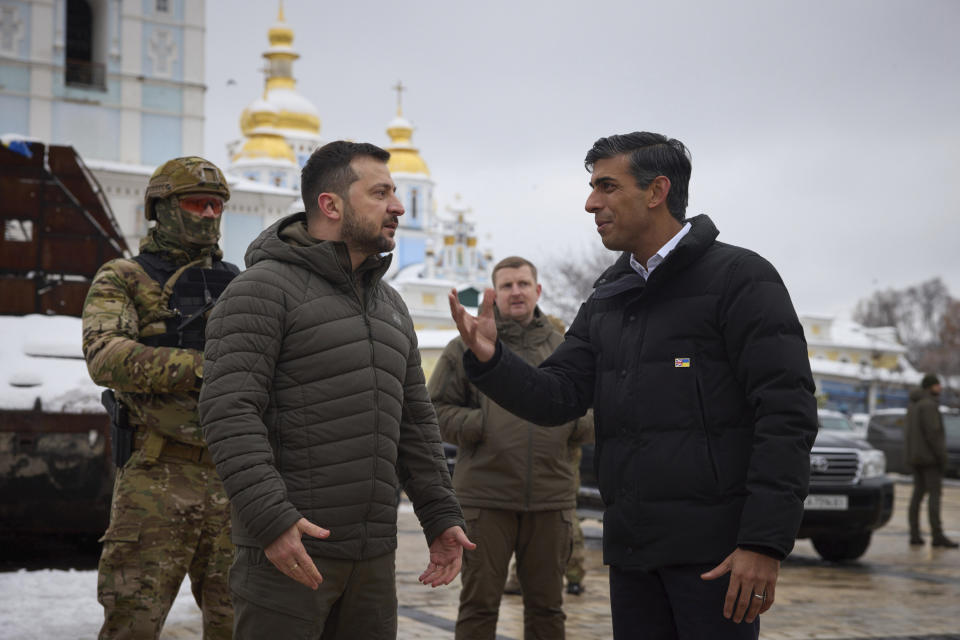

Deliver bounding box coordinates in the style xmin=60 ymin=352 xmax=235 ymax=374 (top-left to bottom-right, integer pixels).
xmin=629 ymin=222 xmax=692 ymax=280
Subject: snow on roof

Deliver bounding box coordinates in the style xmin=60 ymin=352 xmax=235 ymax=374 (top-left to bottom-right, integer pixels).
xmin=267 ymin=128 xmax=323 ymax=142
xmin=810 ymin=355 xmax=921 ymax=384
xmin=389 ymin=262 xmax=489 ymax=290
xmin=805 ymin=316 xmax=907 ymax=354
xmin=390 ymin=264 xmax=449 ymax=286
xmin=389 ymin=115 xmax=412 ymax=129
xmin=229 ymin=155 xmax=298 ymax=169
xmin=416 ymin=329 xmax=461 ymax=349
xmin=389 ymin=262 xmax=425 ymax=283
xmin=225 ymin=173 xmax=300 ymax=197
xmin=1 ymin=132 xmax=43 ymax=145
xmin=0 ymin=315 xmax=104 ymax=413
xmin=245 ymin=97 xmax=278 ymax=113
xmin=84 ymin=158 xmax=156 ymax=176
xmin=264 ymin=88 xmax=320 ymax=117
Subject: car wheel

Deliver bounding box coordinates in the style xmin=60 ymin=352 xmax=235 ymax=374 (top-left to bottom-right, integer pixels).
xmin=811 ymin=532 xmax=872 ymax=562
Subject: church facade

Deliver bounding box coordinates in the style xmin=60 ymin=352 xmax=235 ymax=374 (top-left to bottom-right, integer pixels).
xmin=1 ymin=1 xmax=491 ymax=337
xmin=0 ymin=0 xmax=297 ymax=255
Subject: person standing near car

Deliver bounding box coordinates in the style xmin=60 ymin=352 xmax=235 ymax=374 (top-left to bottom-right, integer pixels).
xmin=82 ymin=157 xmax=238 ymax=638
xmin=907 ymin=373 xmax=958 ymax=548
xmin=447 ymin=132 xmax=818 ymax=639
xmin=429 ymin=256 xmax=593 ymax=639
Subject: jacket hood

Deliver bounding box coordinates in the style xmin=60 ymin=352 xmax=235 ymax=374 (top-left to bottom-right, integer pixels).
xmin=593 ymin=214 xmax=719 ymax=289
xmin=244 ymin=211 xmax=392 ymax=284
xmin=494 ymin=306 xmax=557 ymax=346
xmin=140 ymin=226 xmax=223 ymax=265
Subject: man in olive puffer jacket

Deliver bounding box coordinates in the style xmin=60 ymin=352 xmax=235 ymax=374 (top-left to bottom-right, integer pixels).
xmin=199 ymin=141 xmax=473 ymax=639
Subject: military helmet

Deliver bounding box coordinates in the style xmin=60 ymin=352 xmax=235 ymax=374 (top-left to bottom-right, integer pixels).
xmin=144 ymin=156 xmax=230 ymax=220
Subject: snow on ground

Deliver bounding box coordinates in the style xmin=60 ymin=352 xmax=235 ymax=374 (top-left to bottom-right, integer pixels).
xmin=0 ymin=505 xmax=420 ymax=637
xmin=0 ymin=569 xmax=199 ymax=639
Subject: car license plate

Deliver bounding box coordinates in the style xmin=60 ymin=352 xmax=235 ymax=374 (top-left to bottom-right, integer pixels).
xmin=804 ymin=494 xmax=849 ymax=510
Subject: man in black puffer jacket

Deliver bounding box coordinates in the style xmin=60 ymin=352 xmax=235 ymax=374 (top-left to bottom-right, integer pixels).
xmin=200 ymin=141 xmax=473 ymax=639
xmin=448 ymin=132 xmax=817 ymax=640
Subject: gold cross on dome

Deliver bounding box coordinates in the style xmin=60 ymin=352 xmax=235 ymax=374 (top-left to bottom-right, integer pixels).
xmin=393 ymin=80 xmax=406 ymax=115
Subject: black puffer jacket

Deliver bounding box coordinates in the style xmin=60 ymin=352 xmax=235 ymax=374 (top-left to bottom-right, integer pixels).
xmin=465 ymin=215 xmax=817 ymax=569
xmin=199 ymin=213 xmax=464 ymax=560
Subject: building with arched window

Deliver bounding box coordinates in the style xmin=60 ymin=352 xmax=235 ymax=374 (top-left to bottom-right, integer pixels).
xmin=0 ymin=0 xmax=296 ymax=255
xmin=1 ymin=0 xmax=201 ymax=168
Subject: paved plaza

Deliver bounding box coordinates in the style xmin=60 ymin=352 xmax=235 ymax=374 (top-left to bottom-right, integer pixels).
xmin=132 ymin=478 xmax=959 ymax=639
xmin=392 ymin=478 xmax=960 ymax=640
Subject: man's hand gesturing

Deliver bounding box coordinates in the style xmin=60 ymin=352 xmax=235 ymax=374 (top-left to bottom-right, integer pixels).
xmin=264 ymin=517 xmax=331 ymax=590
xmin=448 ymin=288 xmax=498 ymax=362
xmin=419 ymin=525 xmax=476 ymax=588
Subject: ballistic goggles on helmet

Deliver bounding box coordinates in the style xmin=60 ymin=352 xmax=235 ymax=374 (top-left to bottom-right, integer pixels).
xmin=178 ymin=195 xmax=225 ymax=216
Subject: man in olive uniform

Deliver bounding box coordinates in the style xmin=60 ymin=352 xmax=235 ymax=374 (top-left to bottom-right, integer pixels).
xmin=83 ymin=157 xmax=239 ymax=639
xmin=430 ymin=256 xmax=593 ymax=639
xmin=907 ymin=373 xmax=958 ymax=548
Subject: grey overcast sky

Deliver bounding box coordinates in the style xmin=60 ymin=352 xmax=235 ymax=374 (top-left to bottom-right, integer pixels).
xmin=204 ymin=0 xmax=960 ymax=317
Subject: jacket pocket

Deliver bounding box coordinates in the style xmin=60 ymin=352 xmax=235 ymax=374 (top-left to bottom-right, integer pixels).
xmin=462 ymin=507 xmax=481 ymax=538
xmin=98 ymin=522 xmax=140 ymax=544
xmin=561 ymin=508 xmax=576 ymax=567
xmin=695 ymin=372 xmax=720 ymax=486
xmin=236 ymin=544 xmax=268 ymax=568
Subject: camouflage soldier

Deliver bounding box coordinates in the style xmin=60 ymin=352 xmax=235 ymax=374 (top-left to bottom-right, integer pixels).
xmin=82 ymin=157 xmax=239 ymax=639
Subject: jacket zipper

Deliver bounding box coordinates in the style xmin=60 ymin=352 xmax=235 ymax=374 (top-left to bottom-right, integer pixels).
xmin=523 ymin=331 xmax=535 ymax=509
xmin=524 ymin=425 xmax=534 ymax=510
xmin=342 ymin=261 xmax=380 ymax=556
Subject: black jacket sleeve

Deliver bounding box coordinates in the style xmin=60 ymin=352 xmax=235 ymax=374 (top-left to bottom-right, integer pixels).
xmin=464 ymin=303 xmax=595 ymax=426
xmin=720 ymin=253 xmax=818 ymax=557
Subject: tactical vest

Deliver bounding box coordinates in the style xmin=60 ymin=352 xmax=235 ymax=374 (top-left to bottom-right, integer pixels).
xmin=133 ymin=252 xmax=239 ymax=351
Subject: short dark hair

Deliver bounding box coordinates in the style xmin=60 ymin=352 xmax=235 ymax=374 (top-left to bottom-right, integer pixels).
xmin=584 ymin=132 xmax=692 ymax=222
xmin=301 ymin=141 xmax=390 ymax=217
xmin=492 ymin=256 xmax=538 ymax=286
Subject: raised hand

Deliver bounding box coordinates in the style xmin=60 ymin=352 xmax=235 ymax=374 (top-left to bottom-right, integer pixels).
xmin=264 ymin=517 xmax=331 ymax=590
xmin=419 ymin=525 xmax=476 ymax=588
xmin=447 ymin=287 xmax=498 ymax=362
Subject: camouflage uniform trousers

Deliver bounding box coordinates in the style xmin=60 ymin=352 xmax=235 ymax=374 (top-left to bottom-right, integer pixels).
xmin=97 ymin=446 xmax=233 ymax=639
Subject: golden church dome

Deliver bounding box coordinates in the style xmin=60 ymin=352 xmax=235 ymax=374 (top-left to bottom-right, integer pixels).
xmin=386 ymin=110 xmax=429 ymax=176
xmin=267 ymin=89 xmax=321 ymax=134
xmin=232 ymin=132 xmax=296 ymax=164
xmin=237 ymin=3 xmax=322 ymax=139
xmin=240 ymin=98 xmax=277 ymax=137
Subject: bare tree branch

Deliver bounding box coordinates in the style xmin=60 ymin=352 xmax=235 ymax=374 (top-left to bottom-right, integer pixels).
xmin=539 ymin=244 xmax=619 ymax=325
xmin=853 ymin=277 xmax=959 ymax=377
